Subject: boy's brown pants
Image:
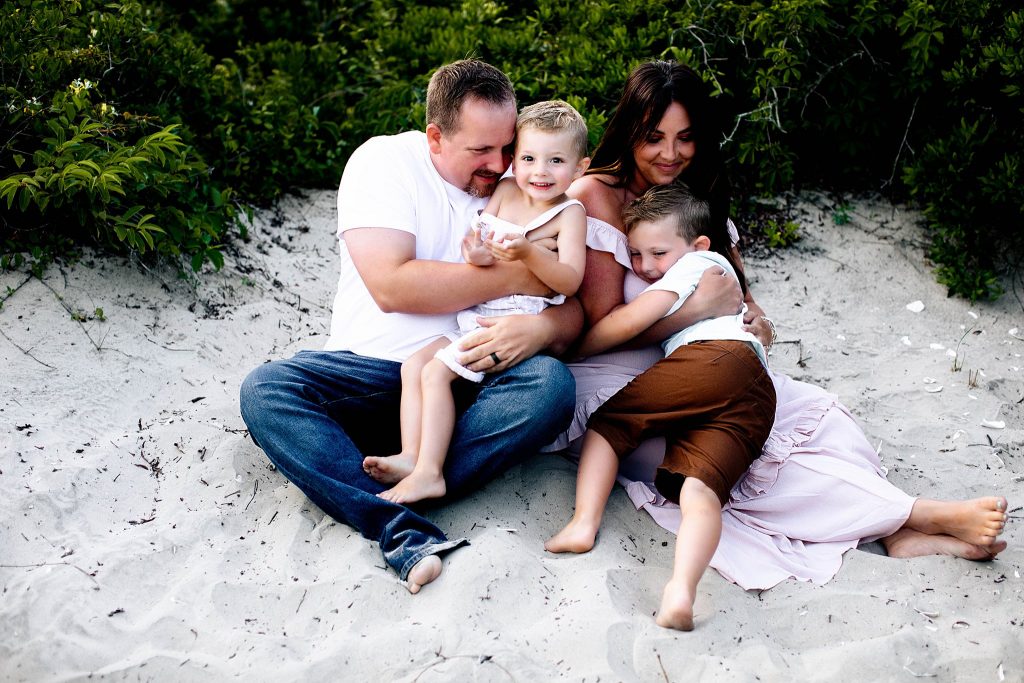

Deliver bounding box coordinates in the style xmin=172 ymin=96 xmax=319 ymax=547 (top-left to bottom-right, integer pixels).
xmin=589 ymin=340 xmax=776 ymax=506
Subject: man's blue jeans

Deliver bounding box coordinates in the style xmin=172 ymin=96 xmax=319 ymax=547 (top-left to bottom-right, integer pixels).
xmin=239 ymin=350 xmax=574 ymax=580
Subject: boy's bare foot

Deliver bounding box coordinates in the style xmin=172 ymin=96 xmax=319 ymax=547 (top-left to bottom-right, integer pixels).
xmin=882 ymin=528 xmax=1007 ymax=560
xmin=656 ymin=579 xmax=695 ymax=631
xmin=911 ymin=496 xmax=1009 ymax=547
xmin=406 ymin=555 xmax=442 ymax=594
xmin=377 ymin=470 xmax=446 ymax=504
xmin=363 ymin=453 xmax=415 ymax=485
xmin=544 ymin=518 xmax=599 ymax=554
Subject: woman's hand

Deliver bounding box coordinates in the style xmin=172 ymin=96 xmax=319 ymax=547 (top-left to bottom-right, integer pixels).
xmin=741 ymin=299 xmax=775 ymax=349
xmin=689 ymin=266 xmax=744 ymax=319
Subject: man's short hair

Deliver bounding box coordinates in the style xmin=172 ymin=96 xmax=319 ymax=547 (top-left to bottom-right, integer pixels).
xmin=426 ymin=59 xmax=516 ymax=135
xmin=516 ymin=100 xmax=589 ymax=160
xmin=623 ymin=183 xmax=712 ymax=243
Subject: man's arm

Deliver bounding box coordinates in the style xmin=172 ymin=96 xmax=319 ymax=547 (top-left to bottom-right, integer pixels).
xmin=344 ymin=227 xmax=554 ymax=314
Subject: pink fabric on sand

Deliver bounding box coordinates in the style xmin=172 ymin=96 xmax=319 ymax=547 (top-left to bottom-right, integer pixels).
xmin=552 ymin=217 xmax=915 ymax=591
xmin=620 ymin=373 xmax=914 ymax=589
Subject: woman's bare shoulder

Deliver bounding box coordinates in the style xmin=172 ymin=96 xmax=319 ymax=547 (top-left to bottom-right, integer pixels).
xmin=568 ymin=175 xmax=624 ymax=228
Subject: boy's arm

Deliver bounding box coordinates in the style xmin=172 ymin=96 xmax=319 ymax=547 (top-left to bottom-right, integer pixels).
xmin=625 ymin=266 xmax=741 ymax=347
xmin=577 ymin=289 xmax=678 ymax=358
xmin=489 ymin=206 xmax=587 ymax=296
xmin=462 ymin=227 xmax=496 ymax=266
xmin=463 ymin=183 xmax=510 ymax=266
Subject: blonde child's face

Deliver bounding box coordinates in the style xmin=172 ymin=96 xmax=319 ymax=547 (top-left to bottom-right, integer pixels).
xmin=511 ymin=128 xmax=589 ymax=202
xmin=628 ymin=216 xmax=706 ymax=283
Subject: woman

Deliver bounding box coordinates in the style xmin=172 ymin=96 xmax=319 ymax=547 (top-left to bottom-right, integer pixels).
xmin=546 ymin=60 xmax=1008 ymax=590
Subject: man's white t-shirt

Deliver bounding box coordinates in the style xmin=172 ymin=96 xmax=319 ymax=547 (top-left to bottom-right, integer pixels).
xmin=329 ymin=131 xmax=487 ymax=362
xmin=645 ymin=250 xmax=768 ymax=368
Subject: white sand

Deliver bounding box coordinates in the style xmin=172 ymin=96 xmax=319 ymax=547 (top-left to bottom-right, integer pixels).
xmin=2 ymin=191 xmax=1021 ymax=681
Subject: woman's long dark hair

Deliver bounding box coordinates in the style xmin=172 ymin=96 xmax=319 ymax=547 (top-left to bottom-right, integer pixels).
xmin=588 ymin=61 xmax=724 ymax=197
xmin=591 ymin=60 xmax=742 ymax=290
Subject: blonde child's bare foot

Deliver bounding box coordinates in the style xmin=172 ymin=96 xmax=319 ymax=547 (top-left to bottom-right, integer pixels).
xmin=363 ymin=453 xmax=416 ymax=485
xmin=883 ymin=528 xmax=1007 ymax=560
xmin=406 ymin=554 xmax=442 ymax=594
xmin=377 ymin=470 xmax=446 ymax=504
xmin=656 ymin=579 xmax=695 ymax=631
xmin=914 ymin=496 xmax=1009 ymax=547
xmin=544 ymin=518 xmax=599 ymax=554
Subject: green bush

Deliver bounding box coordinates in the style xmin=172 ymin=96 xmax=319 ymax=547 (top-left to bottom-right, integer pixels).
xmin=2 ymin=0 xmax=1020 ymax=299
xmin=1 ymin=0 xmax=237 ymax=272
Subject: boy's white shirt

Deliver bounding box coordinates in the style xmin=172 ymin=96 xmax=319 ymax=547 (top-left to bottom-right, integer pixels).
xmin=644 ymin=251 xmax=768 ymax=367
xmin=330 ymin=131 xmax=485 ymax=362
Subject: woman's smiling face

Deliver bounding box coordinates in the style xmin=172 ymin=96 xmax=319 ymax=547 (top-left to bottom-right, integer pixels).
xmin=631 ymin=101 xmax=696 ymax=192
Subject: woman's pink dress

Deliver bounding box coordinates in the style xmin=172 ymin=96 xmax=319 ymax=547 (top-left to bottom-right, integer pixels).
xmin=544 ymin=218 xmax=915 ymax=590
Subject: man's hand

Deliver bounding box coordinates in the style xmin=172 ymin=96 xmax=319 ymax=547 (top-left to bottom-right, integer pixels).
xmin=455 ymin=300 xmax=582 ymax=373
xmin=456 ymin=314 xmax=550 ymax=373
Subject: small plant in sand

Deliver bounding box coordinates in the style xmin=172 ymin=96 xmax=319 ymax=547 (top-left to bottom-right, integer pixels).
xmin=764 ymin=218 xmax=801 ymax=249
xmin=833 ymin=203 xmax=852 ymax=225
xmin=70 ymin=307 xmax=106 ymax=323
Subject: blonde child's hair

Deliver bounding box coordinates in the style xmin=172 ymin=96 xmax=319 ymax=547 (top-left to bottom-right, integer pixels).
xmin=516 ymin=100 xmax=589 ymax=160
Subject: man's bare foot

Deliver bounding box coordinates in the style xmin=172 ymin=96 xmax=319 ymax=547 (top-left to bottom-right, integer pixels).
xmin=544 ymin=518 xmax=598 ymax=554
xmin=406 ymin=554 xmax=442 ymax=594
xmin=910 ymin=496 xmax=1009 ymax=547
xmin=377 ymin=470 xmax=446 ymax=504
xmin=656 ymin=579 xmax=695 ymax=631
xmin=363 ymin=453 xmax=416 ymax=485
xmin=882 ymin=528 xmax=1008 ymax=560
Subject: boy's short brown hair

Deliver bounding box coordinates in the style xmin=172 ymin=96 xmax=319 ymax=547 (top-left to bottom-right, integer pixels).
xmin=623 ymin=183 xmax=712 ymax=243
xmin=516 ymin=100 xmax=589 ymax=160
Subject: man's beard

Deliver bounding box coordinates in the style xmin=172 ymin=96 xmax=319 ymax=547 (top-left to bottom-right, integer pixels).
xmin=465 ymin=173 xmax=500 ymax=198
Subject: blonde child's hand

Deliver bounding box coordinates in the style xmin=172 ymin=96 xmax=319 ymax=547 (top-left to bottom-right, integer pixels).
xmin=463 ymin=227 xmax=495 ymax=266
xmin=487 ymin=234 xmax=531 ymax=262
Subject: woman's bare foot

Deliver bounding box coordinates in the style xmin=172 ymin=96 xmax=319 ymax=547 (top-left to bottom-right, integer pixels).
xmin=882 ymin=528 xmax=1008 ymax=560
xmin=406 ymin=554 xmax=442 ymax=594
xmin=363 ymin=453 xmax=416 ymax=485
xmin=544 ymin=517 xmax=599 ymax=554
xmin=908 ymin=496 xmax=1009 ymax=547
xmin=656 ymin=579 xmax=695 ymax=631
xmin=377 ymin=470 xmax=446 ymax=504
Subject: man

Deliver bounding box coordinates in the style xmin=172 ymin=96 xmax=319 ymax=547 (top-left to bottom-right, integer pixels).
xmin=240 ymin=60 xmax=580 ymax=593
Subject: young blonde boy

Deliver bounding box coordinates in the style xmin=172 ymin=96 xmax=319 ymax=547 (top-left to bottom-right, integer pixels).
xmin=364 ymin=100 xmax=590 ymax=504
